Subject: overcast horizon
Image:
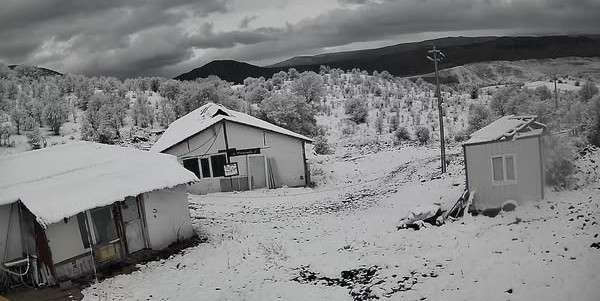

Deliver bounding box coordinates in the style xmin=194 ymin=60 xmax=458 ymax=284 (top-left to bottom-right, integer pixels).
xmin=1 ymin=0 xmax=599 ymax=79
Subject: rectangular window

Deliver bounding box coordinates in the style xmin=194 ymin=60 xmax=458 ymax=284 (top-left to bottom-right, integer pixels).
xmin=77 ymin=213 xmax=91 ymax=249
xmin=505 ymin=155 xmax=515 ymax=181
xmin=211 ymin=154 xmax=227 ymax=177
xmin=78 ymin=206 xmax=119 ymax=247
xmin=183 ymin=158 xmax=200 ymax=178
xmin=492 ymin=157 xmax=504 ymax=182
xmin=90 ymin=207 xmax=118 ymax=245
xmin=200 ymin=158 xmax=211 ymax=178
xmin=491 ymin=154 xmax=517 ymax=185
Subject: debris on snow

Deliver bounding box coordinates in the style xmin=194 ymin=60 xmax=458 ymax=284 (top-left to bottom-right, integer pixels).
xmin=397 ymin=204 xmax=443 ymax=230
xmin=502 ymin=199 xmax=518 ymax=212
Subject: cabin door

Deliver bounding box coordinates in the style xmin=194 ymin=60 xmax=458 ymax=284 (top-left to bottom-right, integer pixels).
xmin=121 ymin=196 xmax=146 ymax=254
xmin=248 ymin=155 xmax=267 ymax=189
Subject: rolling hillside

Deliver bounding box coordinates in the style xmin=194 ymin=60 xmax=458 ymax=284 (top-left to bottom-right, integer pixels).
xmin=175 ymin=35 xmax=600 ymax=84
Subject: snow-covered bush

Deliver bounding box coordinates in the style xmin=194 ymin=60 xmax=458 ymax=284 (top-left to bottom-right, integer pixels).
xmin=415 ymin=126 xmax=430 ymax=145
xmin=394 ymin=126 xmax=410 ymax=143
xmin=0 ymin=122 xmax=14 ymax=146
xmin=345 ymin=97 xmax=368 ymax=124
xmin=544 ymin=135 xmax=575 ymax=189
xmin=467 ymin=104 xmax=494 ymax=133
xmin=27 ymin=127 xmax=45 ymax=149
xmin=587 ymin=95 xmax=600 ymax=147
xmin=314 ymin=134 xmax=332 ymax=155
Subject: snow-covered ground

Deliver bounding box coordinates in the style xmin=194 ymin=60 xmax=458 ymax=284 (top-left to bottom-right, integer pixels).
xmin=81 ymin=145 xmax=600 ymax=301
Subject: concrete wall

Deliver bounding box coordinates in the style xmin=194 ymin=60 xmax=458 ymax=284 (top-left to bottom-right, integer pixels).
xmin=465 ymin=136 xmax=543 ymax=210
xmin=45 ymin=216 xmax=88 ymax=264
xmin=0 ymin=203 xmax=23 ymax=262
xmin=165 ymin=120 xmax=307 ymax=194
xmin=142 ymin=185 xmax=194 ymax=250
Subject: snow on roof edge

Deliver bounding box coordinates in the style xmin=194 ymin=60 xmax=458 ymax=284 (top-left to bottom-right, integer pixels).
xmin=150 ymin=103 xmax=313 ymax=153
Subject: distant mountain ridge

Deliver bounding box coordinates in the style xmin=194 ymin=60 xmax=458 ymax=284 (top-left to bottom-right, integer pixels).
xmin=8 ymin=64 xmax=62 ymax=78
xmin=174 ymin=35 xmax=600 ymax=83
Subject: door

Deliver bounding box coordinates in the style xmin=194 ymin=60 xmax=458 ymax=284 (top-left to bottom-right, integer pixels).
xmin=248 ymin=155 xmax=267 ymax=189
xmin=121 ymin=196 xmax=146 ymax=254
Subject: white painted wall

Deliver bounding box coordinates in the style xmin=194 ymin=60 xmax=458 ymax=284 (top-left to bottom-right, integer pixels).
xmin=142 ymin=185 xmax=194 ymax=250
xmin=465 ymin=136 xmax=543 ymax=210
xmin=45 ymin=216 xmax=88 ymax=264
xmin=0 ymin=203 xmax=23 ymax=262
xmin=165 ymin=120 xmax=307 ymax=194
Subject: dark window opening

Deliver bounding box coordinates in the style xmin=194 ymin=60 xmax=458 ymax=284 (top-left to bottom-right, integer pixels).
xmin=211 ymin=154 xmax=227 ymax=177
xmin=77 ymin=213 xmax=91 ymax=249
xmin=91 ymin=207 xmax=118 ymax=245
xmin=183 ymin=158 xmax=200 ymax=178
xmin=200 ymin=158 xmax=211 ymax=178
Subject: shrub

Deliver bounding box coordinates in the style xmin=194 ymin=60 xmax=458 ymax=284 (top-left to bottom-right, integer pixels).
xmin=389 ymin=114 xmax=399 ymax=132
xmin=345 ymin=97 xmax=368 ymax=124
xmin=27 ymin=127 xmax=45 ymax=150
xmin=0 ymin=122 xmax=14 ymax=146
xmin=467 ymin=104 xmax=493 ymax=133
xmin=578 ymin=82 xmax=599 ymax=102
xmin=544 ymin=135 xmax=575 ymax=188
xmin=470 ymin=87 xmax=479 ymax=99
xmin=587 ymin=95 xmax=600 ymax=147
xmin=394 ymin=126 xmax=410 ymax=143
xmin=314 ymin=135 xmax=332 ymax=155
xmin=415 ymin=126 xmax=430 ymax=145
xmin=453 ymin=129 xmax=470 ymax=143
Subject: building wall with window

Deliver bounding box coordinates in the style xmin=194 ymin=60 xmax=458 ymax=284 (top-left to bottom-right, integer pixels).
xmin=464 ymin=136 xmax=544 ymax=210
xmin=164 ymin=120 xmax=308 ymax=195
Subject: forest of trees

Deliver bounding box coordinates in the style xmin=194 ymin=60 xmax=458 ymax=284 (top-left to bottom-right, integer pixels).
xmin=1 ymin=62 xmax=599 ymax=173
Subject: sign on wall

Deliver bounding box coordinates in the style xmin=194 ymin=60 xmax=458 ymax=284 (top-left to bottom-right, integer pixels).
xmin=224 ymin=162 xmax=239 ymax=177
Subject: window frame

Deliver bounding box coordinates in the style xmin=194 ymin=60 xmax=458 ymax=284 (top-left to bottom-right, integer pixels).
xmin=182 ymin=154 xmax=229 ymax=179
xmin=491 ymin=154 xmax=517 ymax=186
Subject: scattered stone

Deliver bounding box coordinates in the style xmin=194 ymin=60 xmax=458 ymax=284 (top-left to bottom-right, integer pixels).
xmin=505 ymin=288 xmax=513 ymax=294
xmin=591 ymin=242 xmax=600 ymax=249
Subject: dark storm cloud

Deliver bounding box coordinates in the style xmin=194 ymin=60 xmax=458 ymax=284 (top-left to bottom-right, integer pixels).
xmin=1 ymin=0 xmax=599 ymax=78
xmin=0 ymin=0 xmax=232 ymax=77
xmin=209 ymin=0 xmax=600 ymax=67
xmin=239 ymin=15 xmax=258 ymax=28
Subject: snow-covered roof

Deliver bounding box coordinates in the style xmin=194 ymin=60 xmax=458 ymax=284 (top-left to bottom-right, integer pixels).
xmin=0 ymin=142 xmax=198 ymax=227
xmin=150 ymin=103 xmax=312 ymax=153
xmin=464 ymin=115 xmax=546 ymax=145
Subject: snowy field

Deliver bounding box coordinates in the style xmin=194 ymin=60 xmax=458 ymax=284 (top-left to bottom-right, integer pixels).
xmin=81 ymin=146 xmax=600 ymax=301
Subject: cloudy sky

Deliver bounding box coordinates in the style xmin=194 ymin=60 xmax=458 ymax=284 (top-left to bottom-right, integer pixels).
xmin=1 ymin=0 xmax=599 ymax=78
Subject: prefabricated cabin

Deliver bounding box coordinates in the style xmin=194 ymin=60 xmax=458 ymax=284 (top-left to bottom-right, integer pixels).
xmin=463 ymin=115 xmax=546 ymax=211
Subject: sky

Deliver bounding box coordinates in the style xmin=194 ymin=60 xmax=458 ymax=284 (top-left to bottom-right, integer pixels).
xmin=0 ymin=0 xmax=599 ymax=79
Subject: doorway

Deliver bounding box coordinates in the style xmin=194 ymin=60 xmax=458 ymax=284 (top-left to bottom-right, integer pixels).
xmin=121 ymin=196 xmax=146 ymax=254
xmin=248 ymin=155 xmax=267 ymax=189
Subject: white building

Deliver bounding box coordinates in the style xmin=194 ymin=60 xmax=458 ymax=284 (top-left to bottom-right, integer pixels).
xmin=463 ymin=115 xmax=546 ymax=211
xmin=0 ymin=142 xmax=198 ymax=286
xmin=151 ymin=103 xmax=313 ymax=194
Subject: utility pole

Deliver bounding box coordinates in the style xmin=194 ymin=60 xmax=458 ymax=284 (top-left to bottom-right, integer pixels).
xmin=427 ymin=45 xmax=446 ymax=173
xmin=553 ymin=74 xmax=558 ymax=110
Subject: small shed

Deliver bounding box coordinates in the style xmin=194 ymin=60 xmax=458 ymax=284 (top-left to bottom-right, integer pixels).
xmin=0 ymin=142 xmax=198 ymax=287
xmin=150 ymin=103 xmax=313 ymax=195
xmin=463 ymin=115 xmax=546 ymax=211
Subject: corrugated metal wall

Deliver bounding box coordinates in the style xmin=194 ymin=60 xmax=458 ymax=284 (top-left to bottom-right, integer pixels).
xmin=466 ymin=136 xmax=543 ymax=210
